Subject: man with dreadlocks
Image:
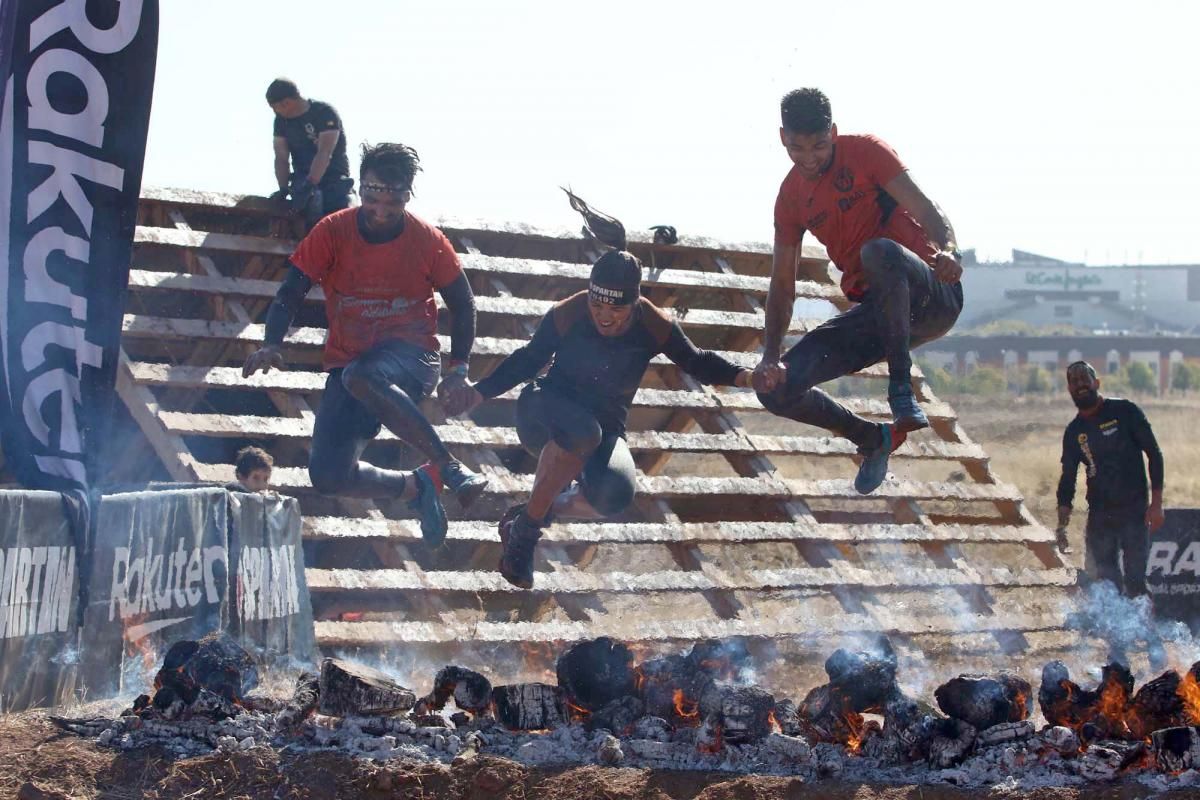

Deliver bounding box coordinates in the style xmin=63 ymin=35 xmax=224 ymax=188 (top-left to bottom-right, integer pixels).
xmin=755 ymin=88 xmax=965 ymax=494
xmin=243 ymin=142 xmax=486 ymax=544
xmin=1056 ymin=360 xmax=1164 ymax=596
xmin=442 ymin=251 xmax=756 ymax=589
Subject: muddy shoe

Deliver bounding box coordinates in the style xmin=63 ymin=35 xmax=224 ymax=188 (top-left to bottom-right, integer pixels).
xmin=1055 ymin=527 xmax=1073 ymax=555
xmin=887 ymin=386 xmax=930 ymax=434
xmin=439 ymin=460 xmax=489 ymax=509
xmin=498 ymin=509 xmax=544 ymax=589
xmin=408 ymin=466 xmax=448 ymax=548
xmin=854 ymin=423 xmax=906 ymax=495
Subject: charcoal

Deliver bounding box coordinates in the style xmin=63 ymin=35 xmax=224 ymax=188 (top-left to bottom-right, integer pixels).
xmin=631 ymin=715 xmax=672 ymax=741
xmin=771 ymin=699 xmax=802 ymax=736
xmin=1129 ymin=670 xmax=1187 ymax=736
xmin=491 ymin=683 xmax=566 ymax=730
xmin=636 ymin=652 xmax=714 ymax=723
xmin=1038 ymin=660 xmax=1096 ymax=729
xmin=1079 ymin=739 xmax=1144 ymax=781
xmin=865 ymin=694 xmax=941 ymax=765
xmin=598 ymin=734 xmax=624 ymax=765
xmin=698 ymin=682 xmax=775 ymax=745
xmin=152 ymin=633 xmax=258 ymax=708
xmin=824 ymin=635 xmax=898 ymax=711
xmin=275 ymin=671 xmax=320 ymax=730
xmin=557 ymin=637 xmax=636 ymax=711
xmin=318 ymin=658 xmax=416 ymax=717
xmin=927 ymin=718 xmax=976 ymax=769
xmin=584 ymin=695 xmax=644 ymax=734
xmin=1152 ymin=726 xmax=1200 ymax=772
xmin=975 ymin=720 xmax=1034 ymax=747
xmin=796 ymin=683 xmax=861 ymax=744
xmin=687 ymin=639 xmax=751 ymax=680
xmin=1042 ymin=725 xmax=1080 ymax=755
xmin=934 ymin=672 xmax=1030 ymax=730
xmin=415 ymin=665 xmax=492 ymax=715
xmin=412 ymin=713 xmax=452 ymax=729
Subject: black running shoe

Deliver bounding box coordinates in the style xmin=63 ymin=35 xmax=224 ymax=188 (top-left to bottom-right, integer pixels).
xmin=498 ymin=509 xmax=543 ymax=589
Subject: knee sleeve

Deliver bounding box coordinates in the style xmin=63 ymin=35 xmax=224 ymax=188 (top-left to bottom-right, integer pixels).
xmin=583 ymin=472 xmax=636 ymax=516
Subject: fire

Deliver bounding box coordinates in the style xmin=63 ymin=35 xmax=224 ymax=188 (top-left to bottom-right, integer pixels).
xmin=1097 ymin=678 xmax=1134 ymax=738
xmin=673 ymin=689 xmax=699 ymax=722
xmin=698 ymin=723 xmax=723 ymax=754
xmin=1012 ymin=689 xmax=1029 ymax=721
xmin=841 ymin=711 xmax=867 ymax=755
xmin=633 ymin=666 xmax=647 ymax=694
xmin=768 ymin=709 xmax=781 ymax=734
xmin=565 ymin=699 xmax=591 ymax=722
xmin=1180 ymin=672 xmax=1200 ymax=724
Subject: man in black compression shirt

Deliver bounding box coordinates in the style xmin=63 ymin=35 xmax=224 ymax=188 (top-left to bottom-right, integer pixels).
xmin=1056 ymin=361 xmax=1165 ymax=597
xmin=444 ymin=251 xmax=755 ymax=588
xmin=267 ymin=78 xmax=354 ymax=228
xmin=243 ymin=143 xmax=486 ymax=546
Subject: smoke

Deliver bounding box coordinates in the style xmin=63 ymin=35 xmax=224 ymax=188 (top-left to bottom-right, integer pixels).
xmin=1064 ymin=581 xmax=1200 ymax=675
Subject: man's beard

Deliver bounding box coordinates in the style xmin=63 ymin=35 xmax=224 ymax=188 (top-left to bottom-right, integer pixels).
xmin=1072 ymin=389 xmax=1100 ymax=409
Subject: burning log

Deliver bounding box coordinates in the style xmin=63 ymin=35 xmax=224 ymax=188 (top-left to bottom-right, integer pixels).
xmin=275 ymin=671 xmax=320 ymax=730
xmin=1038 ymin=661 xmax=1180 ymax=741
xmin=1078 ymin=739 xmax=1146 ymax=781
xmin=771 ymin=699 xmax=802 ymax=737
xmin=1129 ymin=670 xmax=1188 ymax=738
xmin=927 ymin=718 xmax=976 ymax=769
xmin=796 ymin=683 xmax=868 ymax=745
xmin=317 ymin=658 xmax=416 ymax=717
xmin=1152 ymin=726 xmax=1200 ymax=772
xmin=864 ymin=694 xmax=942 ymax=765
xmin=824 ymin=636 xmax=898 ymax=712
xmin=556 ymin=637 xmax=636 ymax=712
xmin=584 ymin=695 xmax=644 ymax=734
xmin=698 ymin=683 xmax=776 ymax=745
xmin=152 ymin=632 xmax=258 ymax=710
xmin=934 ymin=672 xmax=1030 ymax=731
xmin=491 ymin=683 xmax=567 ymax=731
xmin=631 ymin=715 xmax=673 ymax=741
xmin=635 ymin=639 xmax=745 ymax=725
xmin=975 ymin=720 xmax=1035 ymax=747
xmin=413 ymin=665 xmax=492 ymax=716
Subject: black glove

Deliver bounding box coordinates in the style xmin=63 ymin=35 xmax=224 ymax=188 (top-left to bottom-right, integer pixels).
xmin=268 ymin=187 xmax=289 ymax=202
xmin=289 ymin=180 xmax=317 ymax=214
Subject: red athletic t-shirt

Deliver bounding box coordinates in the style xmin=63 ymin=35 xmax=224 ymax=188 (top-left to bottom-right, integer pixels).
xmin=290 ymin=208 xmax=463 ymax=369
xmin=773 ymin=134 xmax=938 ymax=301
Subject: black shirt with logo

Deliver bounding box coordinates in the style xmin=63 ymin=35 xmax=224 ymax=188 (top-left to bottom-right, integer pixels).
xmin=474 ymin=293 xmax=743 ymax=435
xmin=273 ymin=99 xmax=350 ymax=188
xmin=1057 ymin=398 xmax=1164 ymax=513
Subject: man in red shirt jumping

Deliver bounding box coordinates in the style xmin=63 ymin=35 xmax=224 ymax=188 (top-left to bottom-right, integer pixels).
xmin=755 ymin=88 xmax=964 ymax=494
xmin=243 ymin=143 xmax=486 ymax=543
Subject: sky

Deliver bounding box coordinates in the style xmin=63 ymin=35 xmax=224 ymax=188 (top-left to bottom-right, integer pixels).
xmin=143 ymin=0 xmax=1200 ymax=266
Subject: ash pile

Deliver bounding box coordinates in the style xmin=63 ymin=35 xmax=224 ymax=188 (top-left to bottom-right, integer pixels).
xmin=49 ymin=633 xmax=1200 ymax=790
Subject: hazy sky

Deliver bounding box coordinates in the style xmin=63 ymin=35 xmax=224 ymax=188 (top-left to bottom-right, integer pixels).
xmin=143 ymin=0 xmax=1200 ymax=265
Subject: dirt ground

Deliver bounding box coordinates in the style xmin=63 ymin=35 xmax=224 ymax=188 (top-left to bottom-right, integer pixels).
xmin=5 ymin=712 xmax=1200 ymax=800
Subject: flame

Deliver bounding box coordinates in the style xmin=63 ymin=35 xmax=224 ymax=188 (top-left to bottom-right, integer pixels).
xmin=1097 ymin=679 xmax=1134 ymax=738
xmin=673 ymin=689 xmax=699 ymax=722
xmin=698 ymin=723 xmax=723 ymax=754
xmin=768 ymin=710 xmax=781 ymax=734
xmin=1012 ymin=689 xmax=1029 ymax=721
xmin=565 ymin=699 xmax=591 ymax=722
xmin=1180 ymin=672 xmax=1200 ymax=724
xmin=842 ymin=711 xmax=866 ymax=755
xmin=633 ymin=666 xmax=647 ymax=695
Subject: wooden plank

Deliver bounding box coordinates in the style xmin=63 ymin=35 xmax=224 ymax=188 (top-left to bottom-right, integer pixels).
xmin=120 ymin=316 xmax=920 ymax=381
xmin=131 ymin=226 xmax=840 ymax=300
xmin=188 ymin=459 xmax=1023 ymax=503
xmin=302 ymin=516 xmax=1055 ymax=546
xmin=127 ymin=268 xmax=827 ymax=336
xmin=126 ymin=362 xmax=953 ymax=422
xmin=313 ymin=613 xmax=1078 ymax=647
xmin=138 ymin=188 xmax=833 ymax=264
xmin=305 ymin=564 xmax=1075 ymax=594
xmin=155 ymin=410 xmax=987 ymax=463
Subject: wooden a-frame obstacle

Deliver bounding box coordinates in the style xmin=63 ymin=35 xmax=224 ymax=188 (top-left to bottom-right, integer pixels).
xmin=114 ymin=187 xmax=1088 ymax=680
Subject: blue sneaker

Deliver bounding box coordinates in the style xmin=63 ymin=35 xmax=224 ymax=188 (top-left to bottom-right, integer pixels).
xmin=408 ymin=466 xmax=448 ymax=547
xmin=888 ymin=388 xmax=929 ymax=434
xmin=854 ymin=423 xmax=904 ymax=495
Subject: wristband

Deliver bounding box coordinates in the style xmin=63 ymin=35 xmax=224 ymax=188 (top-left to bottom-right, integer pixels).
xmin=442 ymin=361 xmax=468 ymax=378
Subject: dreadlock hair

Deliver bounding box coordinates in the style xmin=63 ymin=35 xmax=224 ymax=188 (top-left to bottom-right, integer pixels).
xmin=235 ymin=446 xmax=273 ymax=478
xmin=265 ymin=78 xmax=300 ymax=104
xmin=1066 ymin=360 xmax=1098 ymax=379
xmin=780 ymin=88 xmax=833 ymax=135
xmin=360 ymin=142 xmax=422 ymax=190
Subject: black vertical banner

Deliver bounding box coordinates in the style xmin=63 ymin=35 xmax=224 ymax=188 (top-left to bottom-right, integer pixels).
xmin=0 ymin=0 xmax=158 ymax=492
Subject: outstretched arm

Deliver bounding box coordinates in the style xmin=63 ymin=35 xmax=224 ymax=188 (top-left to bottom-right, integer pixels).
xmin=661 ymin=323 xmax=751 ymax=388
xmin=754 ymin=239 xmax=799 ymax=393
xmin=243 ymin=263 xmax=313 ymax=377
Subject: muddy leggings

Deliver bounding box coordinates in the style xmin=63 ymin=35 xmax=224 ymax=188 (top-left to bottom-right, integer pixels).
xmin=514 ymin=383 xmax=636 ymax=516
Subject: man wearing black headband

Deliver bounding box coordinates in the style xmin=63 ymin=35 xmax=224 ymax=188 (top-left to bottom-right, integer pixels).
xmin=1056 ymin=361 xmax=1164 ymax=596
xmin=756 ymin=88 xmax=964 ymax=494
xmin=444 ymin=251 xmax=755 ymax=589
xmin=243 ymin=142 xmax=486 ymax=546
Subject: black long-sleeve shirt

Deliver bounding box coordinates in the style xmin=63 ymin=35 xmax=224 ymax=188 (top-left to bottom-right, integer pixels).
xmin=474 ymin=292 xmax=743 ymax=434
xmin=1057 ymin=397 xmax=1164 ymax=513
